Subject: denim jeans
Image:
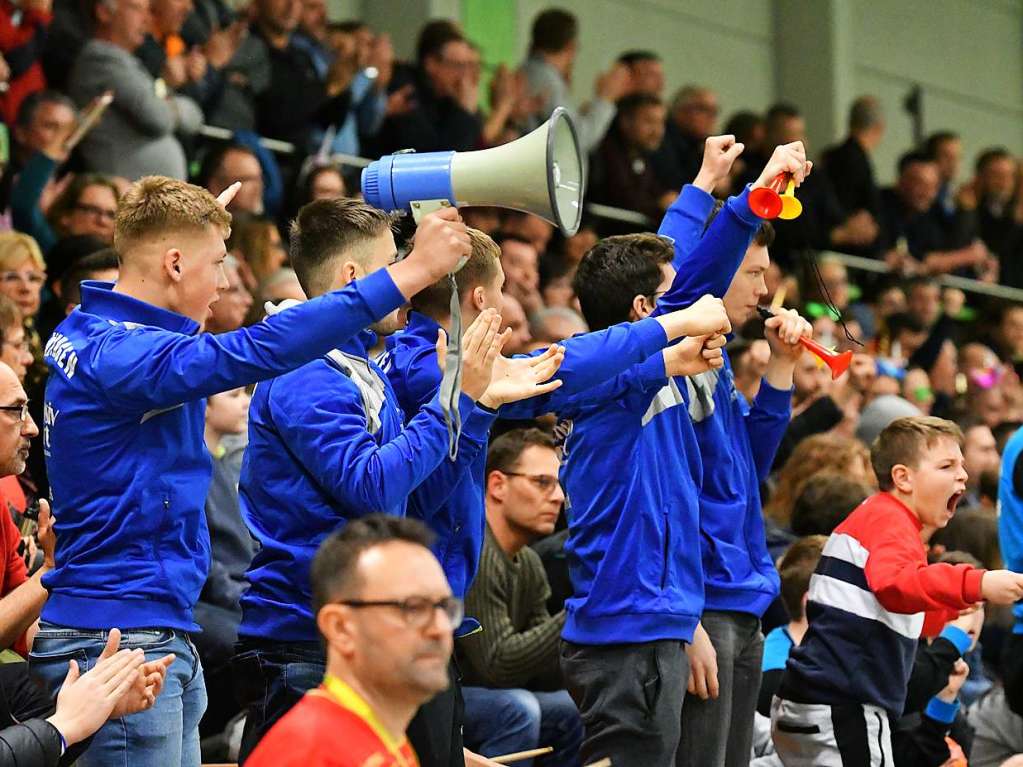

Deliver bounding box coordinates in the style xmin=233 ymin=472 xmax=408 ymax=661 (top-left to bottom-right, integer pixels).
xmin=29 ymin=621 xmax=207 ymax=767
xmin=232 ymin=639 xmax=325 ymax=765
xmin=462 ymin=686 xmax=583 ymax=767
xmin=678 ymin=611 xmax=764 ymax=767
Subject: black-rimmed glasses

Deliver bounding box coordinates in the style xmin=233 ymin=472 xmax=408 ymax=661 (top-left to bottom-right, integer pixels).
xmin=340 ymin=596 xmax=464 ymax=629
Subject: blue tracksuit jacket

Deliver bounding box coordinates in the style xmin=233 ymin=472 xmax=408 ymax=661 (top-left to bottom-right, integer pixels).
xmin=41 ymin=270 xmax=404 ymax=631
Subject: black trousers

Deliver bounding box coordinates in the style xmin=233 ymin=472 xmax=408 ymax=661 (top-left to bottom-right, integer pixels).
xmin=407 ymin=658 xmax=465 ymax=767
xmin=561 ymin=639 xmax=687 ymax=767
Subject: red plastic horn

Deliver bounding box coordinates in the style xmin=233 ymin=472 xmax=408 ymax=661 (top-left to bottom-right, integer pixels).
xmin=798 ymin=336 xmax=854 ymax=380
xmin=748 ymin=173 xmax=788 ymax=219
xmin=756 ymin=307 xmax=853 ymax=380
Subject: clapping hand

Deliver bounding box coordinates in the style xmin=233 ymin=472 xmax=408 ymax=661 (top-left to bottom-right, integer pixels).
xmin=478 ymin=344 xmax=565 ymax=409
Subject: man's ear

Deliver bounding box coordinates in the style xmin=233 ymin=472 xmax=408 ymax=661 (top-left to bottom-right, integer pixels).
xmin=164 ymin=248 xmax=184 ymax=282
xmin=472 ymin=285 xmax=487 ymax=312
xmin=486 ymin=470 xmax=508 ymax=503
xmin=629 ymin=293 xmax=651 ymax=322
xmin=891 ymin=463 xmax=913 ymax=494
xmin=340 ymin=260 xmax=361 ymax=286
xmin=317 ymin=604 xmax=356 ymax=657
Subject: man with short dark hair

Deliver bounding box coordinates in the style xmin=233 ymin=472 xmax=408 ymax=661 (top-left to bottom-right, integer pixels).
xmin=30 ymin=176 xmax=472 ymax=767
xmin=234 ymin=199 xmax=560 ymax=765
xmin=375 ymin=24 xmax=481 ymax=155
xmin=521 ymin=8 xmax=630 ymax=154
xmin=820 ymin=95 xmax=885 ymax=220
xmin=877 ymin=152 xmax=993 ymax=277
xmin=965 ymin=147 xmax=1023 ymax=287
xmin=590 ymin=93 xmax=673 ymax=224
xmin=924 ymin=131 xmax=968 ymax=243
xmin=459 ymin=428 xmax=582 ymax=767
xmin=199 ymin=144 xmax=265 ymax=215
xmin=56 ymin=248 xmax=120 ymax=316
xmin=618 ymin=50 xmax=663 ymax=98
xmin=650 ymin=84 xmax=719 ymax=191
xmin=246 ymin=514 xmax=458 ymax=767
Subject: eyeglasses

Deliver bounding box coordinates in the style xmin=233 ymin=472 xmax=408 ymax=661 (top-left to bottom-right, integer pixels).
xmin=502 ymin=471 xmax=561 ymax=494
xmin=340 ymin=596 xmax=464 ymax=630
xmin=73 ymin=203 xmax=117 ymax=222
xmin=0 ymin=403 xmax=30 ymax=423
xmin=0 ymin=271 xmax=44 ymax=287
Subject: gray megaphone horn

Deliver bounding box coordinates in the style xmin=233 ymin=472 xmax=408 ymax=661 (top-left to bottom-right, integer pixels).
xmin=361 ymin=106 xmax=584 ymax=235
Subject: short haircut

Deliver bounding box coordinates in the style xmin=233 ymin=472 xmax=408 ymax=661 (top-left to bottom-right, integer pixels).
xmin=416 ymin=19 xmax=463 ymax=62
xmin=897 ymin=150 xmax=933 ymax=176
xmin=976 ymin=147 xmax=1013 ymax=176
xmin=703 ymin=200 xmax=775 ymax=248
xmin=115 ymin=176 xmax=231 ymax=255
xmin=59 ymin=248 xmax=119 ymax=308
xmin=778 ymin=535 xmax=828 ymax=621
xmin=0 ymin=232 xmax=45 ymax=272
xmin=871 ymin=416 xmax=964 ymax=492
xmin=0 ymin=295 xmax=21 ymax=345
xmin=790 ymin=472 xmax=871 ymax=537
xmin=310 ymin=514 xmax=435 ymax=617
xmin=904 ymin=274 xmax=939 ymax=295
xmin=486 ymin=427 xmax=556 ymax=476
xmin=848 ymin=95 xmax=883 ymax=132
xmin=289 ymin=197 xmax=397 ymax=298
xmin=723 ymin=110 xmax=763 ymax=145
xmin=530 ymin=8 xmax=577 ymax=53
xmin=16 ymin=90 xmax=75 ymax=129
xmin=47 ymin=173 xmax=122 ymax=238
xmin=196 ymin=143 xmax=258 ymax=188
xmin=616 ymin=93 xmax=663 ymax=118
xmin=329 ymin=19 xmax=366 ymax=35
xmin=887 ymin=311 xmax=926 ymax=337
xmin=766 ymin=101 xmax=801 ymax=124
xmin=530 ymin=306 xmax=587 ymax=342
xmin=410 ymin=228 xmax=501 ymax=318
xmin=573 ymin=233 xmax=673 ymax=331
xmin=618 ymin=49 xmax=659 ymax=66
xmin=924 ymin=131 xmax=959 ymax=159
xmin=670 ymin=85 xmax=710 ymax=113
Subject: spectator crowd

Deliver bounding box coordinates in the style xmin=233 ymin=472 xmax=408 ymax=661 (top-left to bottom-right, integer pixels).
xmin=0 ymin=2 xmax=1022 ymax=767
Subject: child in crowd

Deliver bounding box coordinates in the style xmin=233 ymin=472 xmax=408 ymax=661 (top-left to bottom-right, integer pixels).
xmin=771 ymin=415 xmax=1023 ymax=766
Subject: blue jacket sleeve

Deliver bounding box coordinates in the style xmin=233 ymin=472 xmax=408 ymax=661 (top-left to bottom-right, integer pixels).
xmin=410 ymin=405 xmax=497 ymax=523
xmin=268 ymin=368 xmax=488 ymax=514
xmin=745 ymin=379 xmax=793 ymax=483
xmin=556 ymin=351 xmax=669 ymax=419
xmin=88 ymin=269 xmax=404 ymax=411
xmin=658 ymin=184 xmax=717 ymax=270
xmin=10 ymin=152 xmax=58 ymax=253
xmin=498 ymin=316 xmax=669 ymax=419
xmin=654 ymin=187 xmax=761 ymax=314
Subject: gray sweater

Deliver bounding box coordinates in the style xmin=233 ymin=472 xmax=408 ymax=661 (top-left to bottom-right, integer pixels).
xmin=67 ymin=40 xmax=203 ymax=180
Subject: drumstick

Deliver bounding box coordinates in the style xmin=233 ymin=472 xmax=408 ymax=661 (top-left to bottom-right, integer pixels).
xmin=491 ymin=746 xmax=554 ymax=764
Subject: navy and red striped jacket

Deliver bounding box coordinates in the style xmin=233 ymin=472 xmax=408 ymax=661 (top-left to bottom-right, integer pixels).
xmin=778 ymin=492 xmax=985 ymax=717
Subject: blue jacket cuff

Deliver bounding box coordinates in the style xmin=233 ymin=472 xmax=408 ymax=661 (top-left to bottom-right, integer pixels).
xmin=753 ymin=380 xmax=793 ymax=414
xmin=356 ymin=268 xmax=405 ymax=320
xmin=460 ymin=396 xmax=497 ymax=440
xmin=729 ymin=186 xmax=759 ymax=227
xmin=940 ymin=625 xmax=972 ymax=656
xmin=636 ymin=351 xmax=668 ymax=388
xmin=633 ymin=316 xmax=670 ymax=355
xmin=925 ymin=696 xmax=959 ymax=724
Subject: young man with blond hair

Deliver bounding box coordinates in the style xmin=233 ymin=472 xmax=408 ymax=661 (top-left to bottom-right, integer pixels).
xmin=29 ymin=176 xmax=472 ymax=767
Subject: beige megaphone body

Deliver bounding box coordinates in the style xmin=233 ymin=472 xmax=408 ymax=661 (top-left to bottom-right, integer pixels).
xmin=361 ymin=106 xmax=584 ymax=236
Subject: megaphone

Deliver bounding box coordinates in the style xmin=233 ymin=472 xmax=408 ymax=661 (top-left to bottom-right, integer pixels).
xmin=361 ymin=106 xmax=584 ymax=236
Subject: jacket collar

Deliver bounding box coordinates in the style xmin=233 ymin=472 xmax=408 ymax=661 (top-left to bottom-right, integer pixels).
xmin=338 ymin=329 xmax=377 ymax=359
xmin=403 ymin=311 xmax=442 ymax=344
xmin=79 ymin=281 xmax=199 ymax=335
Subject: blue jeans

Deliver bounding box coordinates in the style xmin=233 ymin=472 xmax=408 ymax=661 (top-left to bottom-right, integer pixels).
xmin=462 ymin=686 xmax=583 ymax=767
xmin=29 ymin=621 xmax=207 ymax=767
xmin=232 ymin=639 xmax=325 ymax=764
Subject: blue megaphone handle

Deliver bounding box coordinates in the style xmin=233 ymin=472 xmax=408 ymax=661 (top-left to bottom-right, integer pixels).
xmin=361 ymin=151 xmax=457 ymax=212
